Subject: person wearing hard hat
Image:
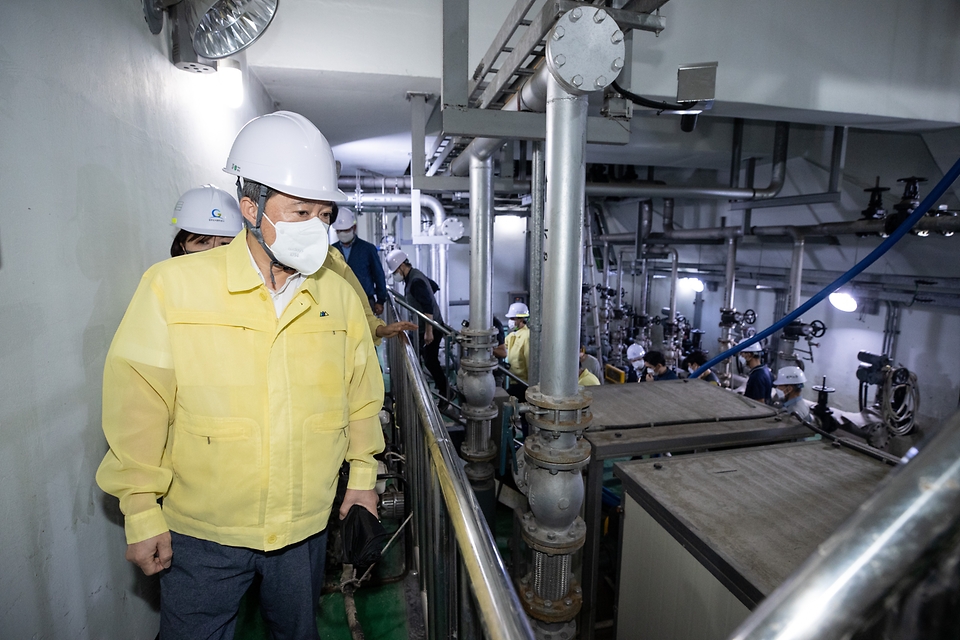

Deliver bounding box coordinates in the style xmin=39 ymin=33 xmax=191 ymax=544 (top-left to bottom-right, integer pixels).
xmin=740 ymin=340 xmax=773 ymax=403
xmin=96 ymin=111 xmax=385 ymax=638
xmin=579 ymin=344 xmax=603 ymax=384
xmin=169 ymin=185 xmax=243 ymax=257
xmin=625 ymin=342 xmax=646 ymax=382
xmin=774 ymin=366 xmax=810 ymax=421
xmin=331 ymin=207 xmax=388 ymax=316
xmin=385 ymin=248 xmax=449 ymax=398
xmin=504 ymin=301 xmax=531 ymax=399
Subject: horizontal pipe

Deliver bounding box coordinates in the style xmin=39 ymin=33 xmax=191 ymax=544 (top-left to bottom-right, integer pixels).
xmin=599 ymin=225 xmax=742 ymax=244
xmin=347 ymin=192 xmax=446 ymax=225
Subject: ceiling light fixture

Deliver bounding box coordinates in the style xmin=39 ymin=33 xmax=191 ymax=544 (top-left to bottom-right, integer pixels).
xmin=679 ymin=277 xmax=704 ymax=293
xmin=829 ymin=291 xmax=858 ymax=313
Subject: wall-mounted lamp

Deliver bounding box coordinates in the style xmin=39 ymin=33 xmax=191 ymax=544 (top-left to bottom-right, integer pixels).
xmin=144 ymin=0 xmax=277 ymax=72
xmin=829 ymin=291 xmax=858 ymax=313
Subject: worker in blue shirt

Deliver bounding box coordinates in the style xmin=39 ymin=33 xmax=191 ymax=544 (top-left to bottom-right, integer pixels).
xmin=642 ymin=350 xmax=678 ymax=381
xmin=740 ymin=340 xmax=773 ymax=403
xmin=331 ymin=207 xmax=388 ymax=315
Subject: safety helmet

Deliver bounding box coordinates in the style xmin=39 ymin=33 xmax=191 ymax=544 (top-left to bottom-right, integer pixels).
xmin=506 ymin=302 xmax=530 ymax=319
xmin=385 ymin=249 xmax=408 ymax=273
xmin=739 ymin=340 xmax=764 ymax=353
xmin=332 ymin=206 xmax=356 ymax=230
xmin=223 ymin=111 xmax=347 ymax=203
xmin=172 ymin=185 xmax=243 ymax=236
xmin=774 ymin=366 xmax=807 ymax=386
xmin=626 ymin=343 xmax=645 ymax=362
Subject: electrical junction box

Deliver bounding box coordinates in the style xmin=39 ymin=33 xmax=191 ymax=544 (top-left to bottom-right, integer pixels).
xmin=677 ymin=61 xmax=718 ymax=103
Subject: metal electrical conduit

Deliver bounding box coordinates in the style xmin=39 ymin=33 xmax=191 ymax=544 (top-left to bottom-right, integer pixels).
xmin=388 ymin=309 xmax=536 ymax=640
xmin=692 ymin=155 xmax=960 ymax=379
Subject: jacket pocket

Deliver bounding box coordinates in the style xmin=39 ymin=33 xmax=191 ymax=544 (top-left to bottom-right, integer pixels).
xmin=299 ymin=412 xmax=349 ymax=517
xmin=167 ymin=411 xmax=262 ymax=528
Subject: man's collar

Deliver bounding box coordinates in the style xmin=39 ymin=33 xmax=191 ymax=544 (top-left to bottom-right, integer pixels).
xmin=226 ymin=230 xmax=263 ymax=293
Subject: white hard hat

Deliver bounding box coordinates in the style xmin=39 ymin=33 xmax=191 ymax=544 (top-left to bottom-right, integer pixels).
xmin=626 ymin=343 xmax=645 ymax=362
xmin=223 ymin=111 xmax=347 ymax=203
xmin=172 ymin=185 xmax=243 ymax=236
xmin=332 ymin=206 xmax=356 ymax=230
xmin=739 ymin=340 xmax=764 ymax=353
xmin=507 ymin=302 xmax=530 ymax=319
xmin=385 ymin=249 xmax=408 ymax=273
xmin=774 ymin=366 xmax=806 ymax=386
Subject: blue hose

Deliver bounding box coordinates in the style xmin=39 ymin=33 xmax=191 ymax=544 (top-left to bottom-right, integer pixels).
xmin=692 ymin=156 xmax=960 ymax=379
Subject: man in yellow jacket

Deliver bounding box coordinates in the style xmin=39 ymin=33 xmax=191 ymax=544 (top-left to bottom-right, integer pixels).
xmin=504 ymin=301 xmax=531 ymax=399
xmin=96 ymin=112 xmax=384 ymax=639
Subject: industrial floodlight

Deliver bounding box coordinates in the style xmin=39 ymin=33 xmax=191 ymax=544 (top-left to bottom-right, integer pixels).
xmin=679 ymin=277 xmax=705 ymax=293
xmin=145 ymin=0 xmax=278 ymax=68
xmin=190 ymin=0 xmax=279 ymax=59
xmin=829 ymin=292 xmax=858 ymax=313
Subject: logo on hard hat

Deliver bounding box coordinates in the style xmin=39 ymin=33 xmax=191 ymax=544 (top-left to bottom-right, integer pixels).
xmin=210 ymin=208 xmax=223 ymax=220
xmin=232 ymin=164 xmax=241 ymax=171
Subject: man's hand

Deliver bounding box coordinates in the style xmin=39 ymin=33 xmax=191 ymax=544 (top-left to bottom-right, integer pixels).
xmin=340 ymin=488 xmax=379 ymax=519
xmin=424 ymin=327 xmax=435 ymax=346
xmin=126 ymin=531 xmax=173 ymax=576
xmin=376 ymin=321 xmax=418 ymax=339
xmin=374 ymin=303 xmax=384 ymax=316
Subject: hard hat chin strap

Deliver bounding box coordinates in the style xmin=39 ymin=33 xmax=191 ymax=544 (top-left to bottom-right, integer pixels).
xmin=238 ymin=178 xmax=294 ymax=289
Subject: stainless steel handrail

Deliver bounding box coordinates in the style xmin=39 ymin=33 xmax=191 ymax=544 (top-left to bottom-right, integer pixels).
xmin=386 ymin=300 xmax=535 ymax=640
xmin=728 ymin=410 xmax=960 ymax=640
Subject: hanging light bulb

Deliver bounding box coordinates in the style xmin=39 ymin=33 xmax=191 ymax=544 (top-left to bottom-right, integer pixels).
xmin=829 ymin=292 xmax=858 ymax=313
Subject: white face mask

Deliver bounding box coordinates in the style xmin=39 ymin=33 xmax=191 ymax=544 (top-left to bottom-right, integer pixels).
xmin=337 ymin=229 xmax=355 ymax=244
xmin=262 ymin=214 xmax=329 ymax=275
xmin=508 ymin=319 xmax=517 ymax=330
xmin=773 ymin=388 xmax=786 ymax=403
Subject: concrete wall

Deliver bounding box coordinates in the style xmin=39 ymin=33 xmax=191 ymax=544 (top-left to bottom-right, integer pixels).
xmin=0 ymin=1 xmax=273 ymax=637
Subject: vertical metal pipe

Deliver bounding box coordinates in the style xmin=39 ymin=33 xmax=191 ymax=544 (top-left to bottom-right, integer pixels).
xmin=730 ymin=118 xmax=744 ymax=188
xmin=742 ymin=157 xmax=757 ymax=233
xmin=664 ymin=248 xmax=679 ymax=366
xmin=584 ymin=218 xmax=604 ymax=370
xmin=787 ymin=236 xmax=805 ymax=313
xmin=828 ymin=125 xmax=848 ymax=193
xmin=662 ymin=197 xmax=676 ymax=231
xmin=528 ymin=142 xmax=546 ymax=386
xmin=540 ymin=76 xmax=588 ymax=398
xmin=723 ymin=237 xmax=737 ymax=309
xmin=469 ymin=155 xmax=494 ymax=329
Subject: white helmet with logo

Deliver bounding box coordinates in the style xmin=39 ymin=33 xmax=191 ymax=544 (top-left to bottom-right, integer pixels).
xmin=223 ymin=111 xmax=347 ymax=203
xmin=506 ymin=302 xmax=530 ymax=319
xmin=385 ymin=249 xmax=408 ymax=273
xmin=774 ymin=366 xmax=806 ymax=386
xmin=172 ymin=185 xmax=243 ymax=236
xmin=332 ymin=206 xmax=356 ymax=230
xmin=626 ymin=343 xmax=645 ymax=363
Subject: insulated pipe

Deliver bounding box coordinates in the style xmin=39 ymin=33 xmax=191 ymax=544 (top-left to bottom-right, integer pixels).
xmin=662 ymin=197 xmax=676 ymax=231
xmin=723 ymin=237 xmax=737 ymax=310
xmin=539 ymin=78 xmax=589 ymax=398
xmin=787 ymin=237 xmax=805 ymax=313
xmin=584 ymin=217 xmax=604 ymax=367
xmin=639 ymin=200 xmax=653 ymax=243
xmin=449 ymin=65 xmax=552 ymax=177
xmin=665 ymin=247 xmax=679 ymax=367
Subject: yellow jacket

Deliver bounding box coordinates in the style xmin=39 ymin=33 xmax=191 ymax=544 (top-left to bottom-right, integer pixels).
xmin=505 ymin=325 xmax=530 ymax=382
xmin=578 ymin=368 xmax=601 ymax=386
xmin=96 ymin=232 xmax=385 ymax=551
xmin=325 ymin=248 xmax=385 ymax=345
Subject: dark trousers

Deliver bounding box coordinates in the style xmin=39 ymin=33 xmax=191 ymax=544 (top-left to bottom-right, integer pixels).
xmin=159 ymin=530 xmax=328 ymax=640
xmin=420 ymin=335 xmax=448 ymax=398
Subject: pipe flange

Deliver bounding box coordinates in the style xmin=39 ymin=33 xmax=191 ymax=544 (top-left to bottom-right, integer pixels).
xmin=461 ymin=403 xmax=498 ymax=421
xmin=518 ymin=576 xmax=582 ymax=623
xmin=523 ymin=436 xmax=591 ymax=471
xmin=459 ymin=357 xmax=497 ymax=373
xmin=463 ymin=460 xmax=495 ymax=482
xmin=520 ymin=514 xmax=586 ymax=554
xmin=526 ymin=410 xmax=593 ymax=435
xmin=525 ymin=386 xmax=592 ymax=411
xmin=458 ymin=327 xmax=499 ymax=348
xmin=545 ymin=8 xmax=625 ymax=96
xmin=460 ymin=440 xmax=497 ymax=463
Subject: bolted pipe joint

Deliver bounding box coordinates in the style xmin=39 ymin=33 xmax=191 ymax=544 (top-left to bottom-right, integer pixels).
xmin=545 ymin=8 xmax=625 ymax=96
